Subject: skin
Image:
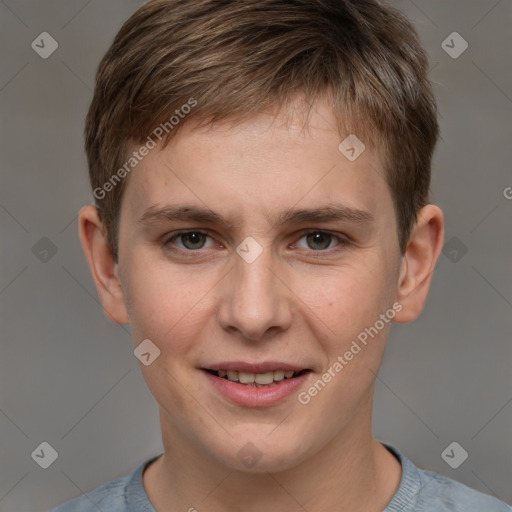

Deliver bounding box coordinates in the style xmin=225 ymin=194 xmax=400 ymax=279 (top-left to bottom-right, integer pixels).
xmin=79 ymin=96 xmax=444 ymax=512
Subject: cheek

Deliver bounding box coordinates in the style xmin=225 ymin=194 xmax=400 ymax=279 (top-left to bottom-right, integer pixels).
xmin=122 ymin=257 xmax=215 ymax=347
xmin=295 ymin=262 xmax=394 ymax=384
xmin=299 ymin=260 xmax=389 ymax=330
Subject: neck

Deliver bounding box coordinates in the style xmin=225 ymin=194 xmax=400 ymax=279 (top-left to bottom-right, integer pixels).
xmin=143 ymin=392 xmax=401 ymax=512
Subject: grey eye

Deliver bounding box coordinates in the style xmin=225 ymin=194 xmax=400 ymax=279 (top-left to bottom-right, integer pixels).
xmin=171 ymin=231 xmax=211 ymax=250
xmin=304 ymin=232 xmax=334 ymax=250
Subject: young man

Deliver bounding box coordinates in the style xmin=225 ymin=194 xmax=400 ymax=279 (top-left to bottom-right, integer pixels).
xmin=51 ymin=0 xmax=510 ymax=511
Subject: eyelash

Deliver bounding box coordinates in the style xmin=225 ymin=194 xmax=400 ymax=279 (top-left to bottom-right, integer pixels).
xmin=161 ymin=229 xmax=350 ymax=258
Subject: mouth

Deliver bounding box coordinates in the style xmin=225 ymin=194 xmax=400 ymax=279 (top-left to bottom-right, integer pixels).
xmin=200 ymin=362 xmax=314 ymax=406
xmin=202 ymin=368 xmax=311 ymax=387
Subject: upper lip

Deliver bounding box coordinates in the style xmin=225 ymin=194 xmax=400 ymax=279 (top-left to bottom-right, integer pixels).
xmin=202 ymin=362 xmax=310 ymax=373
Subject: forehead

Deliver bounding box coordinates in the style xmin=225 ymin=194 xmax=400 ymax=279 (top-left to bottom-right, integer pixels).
xmin=121 ymin=98 xmax=392 ymax=229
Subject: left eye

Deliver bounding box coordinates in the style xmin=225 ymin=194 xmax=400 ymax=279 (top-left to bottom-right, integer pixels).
xmin=295 ymin=231 xmax=341 ymax=251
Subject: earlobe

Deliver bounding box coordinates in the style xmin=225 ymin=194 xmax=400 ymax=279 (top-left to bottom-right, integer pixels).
xmin=393 ymin=204 xmax=444 ymax=324
xmin=78 ymin=205 xmax=130 ymax=325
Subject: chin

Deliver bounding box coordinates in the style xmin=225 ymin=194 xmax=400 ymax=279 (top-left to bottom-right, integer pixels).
xmin=211 ymin=432 xmax=313 ymax=474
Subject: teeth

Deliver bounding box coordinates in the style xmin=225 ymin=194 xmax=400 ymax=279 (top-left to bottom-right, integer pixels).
xmin=227 ymin=370 xmax=239 ymax=382
xmin=255 ymin=372 xmax=274 ymax=385
xmin=212 ymin=369 xmax=304 ymax=384
xmin=238 ymin=371 xmax=255 ymax=384
xmin=273 ymin=370 xmax=285 ymax=381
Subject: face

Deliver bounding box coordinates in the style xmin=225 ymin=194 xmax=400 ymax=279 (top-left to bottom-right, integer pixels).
xmin=116 ymin=98 xmax=403 ymax=472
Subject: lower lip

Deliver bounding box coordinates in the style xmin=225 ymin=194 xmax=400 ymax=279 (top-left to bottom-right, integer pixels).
xmin=202 ymin=370 xmax=311 ymax=407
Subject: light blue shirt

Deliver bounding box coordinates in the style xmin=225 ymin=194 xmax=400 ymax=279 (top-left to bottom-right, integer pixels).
xmin=49 ymin=444 xmax=511 ymax=511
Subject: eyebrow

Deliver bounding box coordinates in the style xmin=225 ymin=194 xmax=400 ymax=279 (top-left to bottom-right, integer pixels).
xmin=137 ymin=203 xmax=374 ymax=230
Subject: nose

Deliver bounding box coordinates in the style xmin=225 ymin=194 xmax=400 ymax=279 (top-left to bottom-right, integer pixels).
xmin=216 ymin=244 xmax=293 ymax=341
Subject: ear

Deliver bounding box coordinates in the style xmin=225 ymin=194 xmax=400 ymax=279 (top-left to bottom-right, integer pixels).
xmin=78 ymin=205 xmax=130 ymax=324
xmin=393 ymin=204 xmax=444 ymax=324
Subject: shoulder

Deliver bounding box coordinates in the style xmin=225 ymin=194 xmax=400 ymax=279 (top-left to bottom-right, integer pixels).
xmin=48 ymin=472 xmax=132 ymax=512
xmin=383 ymin=444 xmax=511 ymax=512
xmin=415 ymin=468 xmax=511 ymax=512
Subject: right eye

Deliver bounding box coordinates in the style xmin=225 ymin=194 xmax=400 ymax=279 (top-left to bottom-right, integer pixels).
xmin=163 ymin=230 xmax=216 ymax=252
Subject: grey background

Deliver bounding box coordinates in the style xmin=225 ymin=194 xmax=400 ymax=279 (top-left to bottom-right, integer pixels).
xmin=0 ymin=1 xmax=511 ymax=510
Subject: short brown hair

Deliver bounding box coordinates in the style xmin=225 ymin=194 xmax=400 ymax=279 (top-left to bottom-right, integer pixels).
xmin=85 ymin=0 xmax=439 ymax=260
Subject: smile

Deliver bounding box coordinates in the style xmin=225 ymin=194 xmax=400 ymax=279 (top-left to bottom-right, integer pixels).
xmin=200 ymin=364 xmax=313 ymax=407
xmin=204 ymin=369 xmax=310 ymax=387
